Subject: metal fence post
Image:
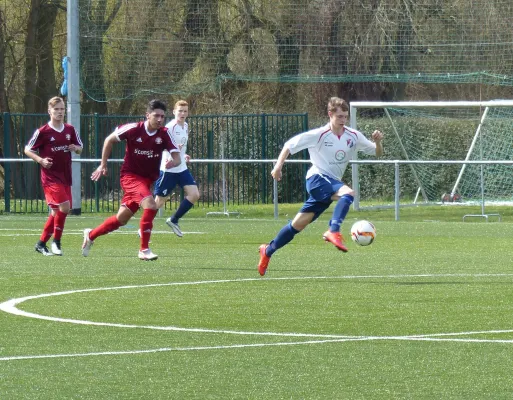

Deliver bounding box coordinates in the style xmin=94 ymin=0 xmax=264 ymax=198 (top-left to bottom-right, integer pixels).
xmin=94 ymin=113 xmax=100 ymax=212
xmin=207 ymin=130 xmax=214 ymax=184
xmin=395 ymin=162 xmax=400 ymax=221
xmin=3 ymin=112 xmax=10 ymax=212
xmin=261 ymin=113 xmax=267 ymax=202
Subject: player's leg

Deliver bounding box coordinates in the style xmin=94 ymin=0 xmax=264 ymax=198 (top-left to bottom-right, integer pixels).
xmin=323 ymin=183 xmax=354 ymax=252
xmin=166 ymin=171 xmax=198 ymax=237
xmin=139 ymin=195 xmax=158 ymax=260
xmin=154 ymin=171 xmax=174 ymax=209
xmin=172 ymin=183 xmax=199 ymax=221
xmin=258 ymin=211 xmax=316 ymax=276
xmin=153 ymin=171 xmax=181 ymax=237
xmin=258 ymin=174 xmax=332 ymax=275
xmin=82 ymin=175 xmax=142 ymax=257
xmin=154 ymin=195 xmax=168 ymax=209
xmin=35 ymin=207 xmax=56 ymax=256
xmin=36 ymin=184 xmax=64 ymax=256
xmin=50 ymin=199 xmax=70 ymax=256
xmin=51 ymin=185 xmax=72 ymax=255
xmin=91 ymin=205 xmax=132 ymax=240
xmin=82 ymin=205 xmax=133 ymax=257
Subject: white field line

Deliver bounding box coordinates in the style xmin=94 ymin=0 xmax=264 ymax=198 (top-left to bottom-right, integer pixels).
xmin=0 ymin=230 xmax=204 ymax=236
xmin=2 ymin=275 xmax=513 ymax=362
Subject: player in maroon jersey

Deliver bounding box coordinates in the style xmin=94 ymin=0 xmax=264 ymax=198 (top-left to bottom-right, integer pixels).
xmin=24 ymin=96 xmax=83 ymax=256
xmin=81 ymin=99 xmax=180 ymax=261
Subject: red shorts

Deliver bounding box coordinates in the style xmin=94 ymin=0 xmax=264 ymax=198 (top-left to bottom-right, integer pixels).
xmin=44 ymin=184 xmax=72 ymax=209
xmin=120 ymin=174 xmax=153 ymax=214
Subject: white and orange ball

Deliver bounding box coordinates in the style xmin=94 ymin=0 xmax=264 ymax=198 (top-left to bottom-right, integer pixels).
xmin=350 ymin=220 xmax=376 ymax=246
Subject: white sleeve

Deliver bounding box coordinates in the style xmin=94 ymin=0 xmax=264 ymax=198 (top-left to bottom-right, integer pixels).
xmin=284 ymin=128 xmax=322 ymax=155
xmin=356 ymin=133 xmax=377 ymax=156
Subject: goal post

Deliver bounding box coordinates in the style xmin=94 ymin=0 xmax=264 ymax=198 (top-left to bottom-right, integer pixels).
xmin=349 ymin=100 xmax=513 ymax=212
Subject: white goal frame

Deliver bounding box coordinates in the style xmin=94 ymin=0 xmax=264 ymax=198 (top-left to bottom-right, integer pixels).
xmin=349 ymin=100 xmax=513 ymax=219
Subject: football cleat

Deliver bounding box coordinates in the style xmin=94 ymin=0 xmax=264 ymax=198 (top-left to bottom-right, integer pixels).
xmin=258 ymin=244 xmax=271 ymax=276
xmin=323 ymin=230 xmax=348 ymax=252
xmin=138 ymin=248 xmax=158 ymax=261
xmin=81 ymin=229 xmax=94 ymax=257
xmin=165 ymin=218 xmax=183 ymax=237
xmin=51 ymin=240 xmax=62 ymax=256
xmin=35 ymin=243 xmax=53 ymax=256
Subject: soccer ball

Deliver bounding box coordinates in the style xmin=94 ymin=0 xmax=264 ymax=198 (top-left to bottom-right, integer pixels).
xmin=350 ymin=220 xmax=376 ymax=246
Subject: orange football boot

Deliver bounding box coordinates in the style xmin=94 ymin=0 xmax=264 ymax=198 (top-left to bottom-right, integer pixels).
xmin=323 ymin=230 xmax=348 ymax=252
xmin=258 ymin=244 xmax=271 ymax=276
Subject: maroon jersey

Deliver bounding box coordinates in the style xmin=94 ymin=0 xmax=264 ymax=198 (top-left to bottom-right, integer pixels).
xmin=26 ymin=122 xmax=83 ymax=186
xmin=115 ymin=121 xmax=178 ymax=181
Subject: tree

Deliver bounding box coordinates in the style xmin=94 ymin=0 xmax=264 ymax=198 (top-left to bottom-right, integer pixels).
xmin=23 ymin=0 xmax=62 ymax=113
xmin=80 ymin=0 xmax=122 ymax=115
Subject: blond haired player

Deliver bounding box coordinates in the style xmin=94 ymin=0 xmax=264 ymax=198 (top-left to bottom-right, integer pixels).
xmin=25 ymin=96 xmax=83 ymax=256
xmin=153 ymin=100 xmax=199 ymax=237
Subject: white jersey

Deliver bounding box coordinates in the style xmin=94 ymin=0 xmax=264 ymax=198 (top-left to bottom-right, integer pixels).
xmin=160 ymin=119 xmax=188 ymax=173
xmin=284 ymin=123 xmax=377 ymax=181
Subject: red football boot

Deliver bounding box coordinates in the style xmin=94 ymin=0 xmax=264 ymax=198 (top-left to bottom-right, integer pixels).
xmin=323 ymin=230 xmax=348 ymax=252
xmin=258 ymin=244 xmax=271 ymax=276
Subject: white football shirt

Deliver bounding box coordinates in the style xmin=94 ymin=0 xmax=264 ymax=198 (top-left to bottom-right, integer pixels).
xmin=284 ymin=123 xmax=377 ymax=181
xmin=160 ymin=119 xmax=189 ymax=173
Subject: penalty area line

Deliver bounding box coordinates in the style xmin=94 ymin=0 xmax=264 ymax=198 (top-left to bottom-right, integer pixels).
xmin=4 ymin=335 xmax=513 ymax=362
xmin=0 ymin=337 xmax=369 ymax=362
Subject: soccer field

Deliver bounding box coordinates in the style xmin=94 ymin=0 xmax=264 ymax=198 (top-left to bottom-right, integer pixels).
xmin=1 ymin=208 xmax=513 ymax=399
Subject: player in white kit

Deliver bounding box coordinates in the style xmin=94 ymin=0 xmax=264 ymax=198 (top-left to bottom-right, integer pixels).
xmin=153 ymin=100 xmax=199 ymax=237
xmin=258 ymin=97 xmax=384 ymax=276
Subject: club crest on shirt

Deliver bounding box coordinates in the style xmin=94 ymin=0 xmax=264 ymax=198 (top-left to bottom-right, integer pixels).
xmin=155 ymin=137 xmax=162 ymax=144
xmin=346 ymin=138 xmax=355 ymax=148
xmin=66 ymin=134 xmax=71 ymax=141
xmin=335 ymin=150 xmax=346 ymax=161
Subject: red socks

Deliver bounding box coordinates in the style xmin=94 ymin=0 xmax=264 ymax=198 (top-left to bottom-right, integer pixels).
xmin=53 ymin=210 xmax=68 ymax=240
xmin=87 ymin=208 xmax=158 ymax=249
xmin=140 ymin=208 xmax=158 ymax=250
xmin=90 ymin=216 xmax=122 ymax=241
xmin=40 ymin=214 xmax=55 ymax=243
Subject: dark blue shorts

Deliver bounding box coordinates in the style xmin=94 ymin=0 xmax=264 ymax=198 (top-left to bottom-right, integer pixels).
xmin=153 ymin=170 xmax=197 ymax=197
xmin=299 ymin=174 xmax=344 ymax=221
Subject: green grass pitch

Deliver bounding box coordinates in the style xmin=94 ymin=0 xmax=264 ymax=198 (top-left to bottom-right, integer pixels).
xmin=1 ymin=204 xmax=513 ymax=399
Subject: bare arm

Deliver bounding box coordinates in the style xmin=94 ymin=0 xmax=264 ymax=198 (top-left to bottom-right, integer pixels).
xmin=24 ymin=146 xmax=53 ymax=169
xmin=164 ymin=151 xmax=181 ymax=169
xmin=372 ymin=130 xmax=384 ymax=157
xmin=271 ymin=147 xmax=291 ymax=181
xmin=91 ymin=132 xmax=118 ymax=181
xmin=68 ymin=144 xmax=83 ymax=155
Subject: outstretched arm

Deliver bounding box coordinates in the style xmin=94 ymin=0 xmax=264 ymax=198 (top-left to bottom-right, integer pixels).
xmin=372 ymin=130 xmax=384 ymax=157
xmin=91 ymin=132 xmax=118 ymax=181
xmin=271 ymin=147 xmax=291 ymax=181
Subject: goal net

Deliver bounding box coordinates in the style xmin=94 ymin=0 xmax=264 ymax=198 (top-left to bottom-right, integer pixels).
xmin=349 ymin=100 xmax=513 ymax=207
xmin=77 ymin=0 xmax=513 ymax=102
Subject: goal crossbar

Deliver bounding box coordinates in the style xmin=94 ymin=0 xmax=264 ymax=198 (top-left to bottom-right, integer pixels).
xmin=350 ymin=100 xmax=513 ymax=108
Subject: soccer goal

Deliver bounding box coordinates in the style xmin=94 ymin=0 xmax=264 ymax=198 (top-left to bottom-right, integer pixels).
xmin=349 ymin=100 xmax=513 ymax=217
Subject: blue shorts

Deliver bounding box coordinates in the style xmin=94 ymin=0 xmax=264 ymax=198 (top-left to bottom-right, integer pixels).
xmin=299 ymin=174 xmax=344 ymax=221
xmin=153 ymin=170 xmax=197 ymax=197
